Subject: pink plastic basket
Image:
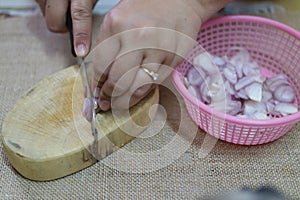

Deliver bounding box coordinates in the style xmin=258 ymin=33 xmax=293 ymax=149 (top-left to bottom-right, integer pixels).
xmin=172 ymin=15 xmax=300 ymax=145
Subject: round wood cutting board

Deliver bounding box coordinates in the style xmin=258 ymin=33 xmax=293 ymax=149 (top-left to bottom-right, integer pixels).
xmin=1 ymin=65 xmax=159 ymax=181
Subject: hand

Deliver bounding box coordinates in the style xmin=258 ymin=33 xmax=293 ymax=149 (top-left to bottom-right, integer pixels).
xmin=92 ymin=0 xmax=232 ymax=111
xmin=36 ymin=0 xmax=97 ymax=57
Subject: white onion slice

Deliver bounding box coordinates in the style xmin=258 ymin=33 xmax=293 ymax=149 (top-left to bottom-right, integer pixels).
xmin=252 ymin=112 xmax=268 ymax=120
xmin=244 ymin=101 xmax=267 ymax=115
xmin=200 ymin=81 xmax=210 ymax=104
xmin=243 ymin=62 xmax=260 ymax=77
xmin=188 ymin=85 xmax=200 ymax=100
xmin=224 ymin=81 xmax=235 ymax=95
xmin=265 ymin=101 xmax=275 ymax=113
xmin=244 ymin=82 xmax=263 ymax=102
xmin=262 ymin=90 xmax=273 ymax=102
xmin=212 ymin=56 xmax=226 ymax=66
xmin=268 ymin=79 xmax=291 ymax=92
xmin=227 ymin=100 xmax=242 ymax=115
xmin=274 ymin=85 xmax=295 ymax=103
xmin=235 ymin=76 xmax=255 ymax=91
xmin=82 ymin=98 xmax=93 ymax=122
xmin=187 ymin=67 xmax=205 ymax=86
xmin=274 ymin=103 xmax=298 ymax=116
xmin=223 ymin=67 xmax=237 ymax=84
xmin=236 ymin=89 xmax=248 ymax=100
xmin=183 ymin=77 xmax=190 ymax=88
xmin=193 ymin=52 xmax=218 ymax=74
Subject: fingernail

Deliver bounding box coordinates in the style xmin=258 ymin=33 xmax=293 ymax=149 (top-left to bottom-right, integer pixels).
xmin=82 ymin=98 xmax=92 ymax=122
xmin=93 ymin=87 xmax=100 ymax=98
xmin=99 ymin=100 xmax=110 ymax=111
xmin=76 ymin=44 xmax=87 ymax=57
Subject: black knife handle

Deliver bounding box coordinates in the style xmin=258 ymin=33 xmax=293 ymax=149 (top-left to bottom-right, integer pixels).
xmin=66 ymin=5 xmax=77 ymax=57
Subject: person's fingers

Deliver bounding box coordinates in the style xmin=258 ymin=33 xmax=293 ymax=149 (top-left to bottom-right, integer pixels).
xmin=110 ymin=68 xmax=158 ymax=110
xmin=98 ymin=47 xmax=175 ymax=111
xmin=71 ymin=0 xmax=96 ymax=57
xmin=128 ymin=84 xmax=156 ymax=108
xmin=45 ymin=0 xmax=69 ymax=32
xmin=109 ymin=61 xmax=170 ymax=111
xmin=100 ymin=51 xmax=143 ymax=99
xmin=142 ymin=49 xmax=167 ymax=66
xmin=92 ymin=29 xmax=121 ymax=93
xmin=98 ymin=29 xmax=158 ymax=98
xmin=36 ymin=0 xmax=47 ymax=15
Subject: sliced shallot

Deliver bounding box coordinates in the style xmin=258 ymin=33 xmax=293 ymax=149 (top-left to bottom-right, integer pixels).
xmin=244 ymin=82 xmax=263 ymax=102
xmin=274 ymin=85 xmax=295 ymax=103
xmin=274 ymin=103 xmax=298 ymax=116
xmin=184 ymin=48 xmax=298 ymax=119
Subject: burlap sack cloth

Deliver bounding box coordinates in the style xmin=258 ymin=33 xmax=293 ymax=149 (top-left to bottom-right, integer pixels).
xmin=0 ymin=15 xmax=299 ymax=199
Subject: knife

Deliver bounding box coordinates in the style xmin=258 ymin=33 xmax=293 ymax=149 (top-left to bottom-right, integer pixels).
xmin=66 ymin=6 xmax=99 ymax=159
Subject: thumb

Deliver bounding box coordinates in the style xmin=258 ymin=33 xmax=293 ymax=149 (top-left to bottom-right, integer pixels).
xmin=71 ymin=0 xmax=95 ymax=57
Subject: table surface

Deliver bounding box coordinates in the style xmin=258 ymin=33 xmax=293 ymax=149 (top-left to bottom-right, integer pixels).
xmin=0 ymin=14 xmax=299 ymax=199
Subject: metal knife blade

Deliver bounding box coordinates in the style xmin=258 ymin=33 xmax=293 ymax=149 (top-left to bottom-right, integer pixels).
xmin=66 ymin=6 xmax=99 ymax=159
xmin=80 ymin=59 xmax=99 ymax=158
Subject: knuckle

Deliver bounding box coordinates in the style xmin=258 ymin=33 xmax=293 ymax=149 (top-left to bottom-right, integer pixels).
xmin=72 ymin=6 xmax=92 ymax=21
xmin=74 ymin=31 xmax=89 ymax=40
xmin=104 ymin=79 xmax=119 ymax=96
xmin=107 ymin=78 xmax=126 ymax=96
xmin=133 ymin=29 xmax=158 ymax=45
xmin=132 ymin=86 xmax=150 ymax=99
xmin=103 ymin=10 xmax=122 ymax=31
xmin=47 ymin=23 xmax=65 ymax=33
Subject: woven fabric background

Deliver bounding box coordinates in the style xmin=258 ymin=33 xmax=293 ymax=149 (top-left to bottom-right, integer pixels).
xmin=0 ymin=15 xmax=299 ymax=200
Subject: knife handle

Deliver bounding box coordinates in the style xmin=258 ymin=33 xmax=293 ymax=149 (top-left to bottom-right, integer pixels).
xmin=66 ymin=5 xmax=77 ymax=57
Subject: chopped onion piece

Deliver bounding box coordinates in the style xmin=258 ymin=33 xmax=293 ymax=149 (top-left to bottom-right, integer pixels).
xmin=183 ymin=77 xmax=190 ymax=88
xmin=223 ymin=67 xmax=237 ymax=84
xmin=243 ymin=62 xmax=260 ymax=77
xmin=244 ymin=82 xmax=263 ymax=102
xmin=193 ymin=52 xmax=218 ymax=74
xmin=265 ymin=101 xmax=275 ymax=113
xmin=274 ymin=103 xmax=298 ymax=115
xmin=235 ymin=77 xmax=255 ymax=91
xmin=236 ymin=89 xmax=249 ymax=100
xmin=227 ymin=100 xmax=242 ymax=115
xmin=224 ymin=81 xmax=235 ymax=95
xmin=252 ymin=112 xmax=268 ymax=120
xmin=244 ymin=101 xmax=267 ymax=115
xmin=212 ymin=56 xmax=226 ymax=66
xmin=187 ymin=67 xmax=205 ymax=86
xmin=262 ymin=90 xmax=273 ymax=102
xmin=188 ymin=85 xmax=200 ymax=100
xmin=274 ymin=85 xmax=295 ymax=103
xmin=200 ymin=81 xmax=210 ymax=104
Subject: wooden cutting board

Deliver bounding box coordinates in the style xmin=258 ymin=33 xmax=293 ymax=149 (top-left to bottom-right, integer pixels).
xmin=1 ymin=65 xmax=159 ymax=181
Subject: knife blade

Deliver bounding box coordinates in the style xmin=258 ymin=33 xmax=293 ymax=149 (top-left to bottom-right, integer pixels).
xmin=66 ymin=6 xmax=99 ymax=159
xmin=79 ymin=58 xmax=99 ymax=158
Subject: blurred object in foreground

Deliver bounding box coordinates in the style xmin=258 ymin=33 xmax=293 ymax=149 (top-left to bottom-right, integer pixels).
xmin=0 ymin=0 xmax=40 ymax=16
xmin=0 ymin=0 xmax=120 ymax=17
xmin=222 ymin=0 xmax=300 ymax=15
xmin=204 ymin=186 xmax=287 ymax=200
xmin=219 ymin=0 xmax=300 ymax=31
xmin=93 ymin=0 xmax=120 ymax=15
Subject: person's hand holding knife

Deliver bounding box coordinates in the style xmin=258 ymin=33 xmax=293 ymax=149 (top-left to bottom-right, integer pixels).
xmin=37 ymin=0 xmax=233 ymax=114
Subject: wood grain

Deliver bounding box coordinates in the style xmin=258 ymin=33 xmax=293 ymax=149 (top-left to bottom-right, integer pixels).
xmin=1 ymin=65 xmax=159 ymax=181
